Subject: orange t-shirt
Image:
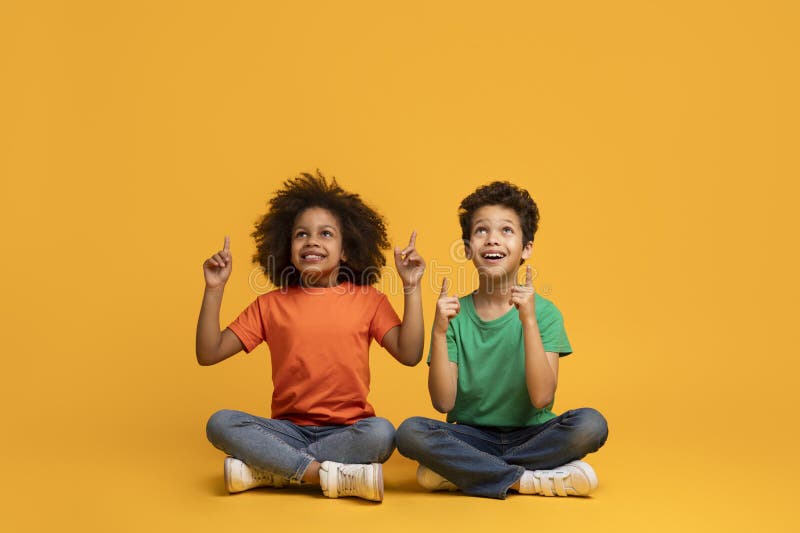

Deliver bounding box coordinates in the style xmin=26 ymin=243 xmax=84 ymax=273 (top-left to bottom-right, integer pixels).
xmin=227 ymin=282 xmax=401 ymax=426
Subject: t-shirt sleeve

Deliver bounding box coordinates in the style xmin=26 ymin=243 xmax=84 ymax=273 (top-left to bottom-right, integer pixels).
xmin=539 ymin=305 xmax=573 ymax=357
xmin=370 ymin=293 xmax=402 ymax=347
xmin=227 ymin=296 xmax=269 ymax=353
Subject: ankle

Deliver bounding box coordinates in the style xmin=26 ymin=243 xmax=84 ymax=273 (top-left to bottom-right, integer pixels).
xmin=302 ymin=460 xmax=321 ymax=485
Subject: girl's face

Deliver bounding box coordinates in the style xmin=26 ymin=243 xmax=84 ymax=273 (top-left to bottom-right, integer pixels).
xmin=467 ymin=204 xmax=532 ymax=280
xmin=291 ymin=207 xmax=347 ymax=287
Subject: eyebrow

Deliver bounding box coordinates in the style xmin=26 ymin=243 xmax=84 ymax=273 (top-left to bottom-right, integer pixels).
xmin=473 ymin=218 xmax=517 ymax=226
xmin=293 ymin=224 xmax=338 ymax=231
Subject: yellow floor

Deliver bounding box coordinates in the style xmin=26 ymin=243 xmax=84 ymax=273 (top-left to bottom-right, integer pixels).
xmin=4 ymin=414 xmax=795 ymax=533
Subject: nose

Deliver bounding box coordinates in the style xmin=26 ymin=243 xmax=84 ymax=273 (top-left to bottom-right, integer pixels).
xmin=485 ymin=229 xmax=501 ymax=246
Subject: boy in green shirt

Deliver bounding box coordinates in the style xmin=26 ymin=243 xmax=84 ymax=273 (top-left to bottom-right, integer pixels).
xmin=396 ymin=181 xmax=608 ymax=499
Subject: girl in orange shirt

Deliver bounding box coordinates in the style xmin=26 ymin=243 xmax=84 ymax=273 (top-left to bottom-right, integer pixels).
xmin=196 ymin=171 xmax=425 ymax=502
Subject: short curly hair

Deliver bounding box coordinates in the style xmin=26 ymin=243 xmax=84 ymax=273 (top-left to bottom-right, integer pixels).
xmin=458 ymin=181 xmax=540 ymax=259
xmin=252 ymin=171 xmax=390 ymax=287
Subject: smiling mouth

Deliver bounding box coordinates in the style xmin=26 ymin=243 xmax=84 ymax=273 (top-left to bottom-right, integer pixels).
xmin=300 ymin=252 xmax=326 ymax=262
xmin=481 ymin=252 xmax=506 ymax=260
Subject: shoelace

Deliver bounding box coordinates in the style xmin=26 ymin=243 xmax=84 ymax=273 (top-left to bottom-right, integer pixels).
xmin=532 ymin=469 xmax=569 ymax=497
xmin=250 ymin=466 xmax=288 ymax=487
xmin=252 ymin=469 xmax=274 ymax=484
xmin=337 ymin=465 xmax=365 ymax=496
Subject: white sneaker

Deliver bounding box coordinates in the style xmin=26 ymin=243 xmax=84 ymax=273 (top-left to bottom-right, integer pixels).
xmin=416 ymin=464 xmax=458 ymax=492
xmin=319 ymin=461 xmax=383 ymax=502
xmin=224 ymin=457 xmax=289 ymax=494
xmin=519 ymin=460 xmax=598 ymax=497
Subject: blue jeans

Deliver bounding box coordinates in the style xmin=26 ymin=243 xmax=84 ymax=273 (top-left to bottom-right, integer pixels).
xmin=206 ymin=409 xmax=396 ymax=482
xmin=395 ymin=408 xmax=608 ymax=499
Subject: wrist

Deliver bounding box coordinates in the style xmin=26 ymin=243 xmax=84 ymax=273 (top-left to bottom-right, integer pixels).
xmin=432 ymin=322 xmax=449 ymax=336
xmin=204 ymin=284 xmax=226 ymax=294
xmin=402 ymin=282 xmax=420 ymax=294
xmin=432 ymin=331 xmax=448 ymax=340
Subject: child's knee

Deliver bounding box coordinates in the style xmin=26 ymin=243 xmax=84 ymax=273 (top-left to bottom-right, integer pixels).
xmin=362 ymin=417 xmax=396 ymax=446
xmin=395 ymin=416 xmax=430 ymax=456
xmin=205 ymin=409 xmax=244 ymax=443
xmin=571 ymin=408 xmax=609 ymax=449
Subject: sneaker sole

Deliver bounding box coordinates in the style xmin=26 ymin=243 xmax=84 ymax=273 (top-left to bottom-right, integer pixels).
xmin=374 ymin=463 xmax=384 ymax=502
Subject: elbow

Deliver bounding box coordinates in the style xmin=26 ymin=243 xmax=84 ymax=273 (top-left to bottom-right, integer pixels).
xmin=394 ymin=340 xmax=423 ymax=366
xmin=531 ymin=394 xmax=554 ymax=409
xmin=430 ymin=390 xmax=456 ymax=413
xmin=431 ymin=399 xmax=454 ymax=414
xmin=195 ymin=350 xmax=215 ymax=366
xmin=401 ymin=352 xmax=423 ymax=367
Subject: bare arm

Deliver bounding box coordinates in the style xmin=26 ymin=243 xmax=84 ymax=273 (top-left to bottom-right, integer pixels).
xmin=382 ymin=231 xmax=425 ymax=366
xmin=196 ymin=287 xmax=245 ymax=366
xmin=381 ymin=285 xmax=424 ymax=366
xmin=511 ymin=265 xmax=559 ymax=408
xmin=521 ymin=317 xmax=559 ymax=408
xmin=195 ymin=236 xmax=245 ymax=366
xmin=427 ymin=278 xmax=459 ymax=413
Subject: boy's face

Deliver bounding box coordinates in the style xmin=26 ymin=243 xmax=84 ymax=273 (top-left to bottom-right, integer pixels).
xmin=466 ymin=204 xmax=532 ymax=279
xmin=291 ymin=207 xmax=347 ymax=287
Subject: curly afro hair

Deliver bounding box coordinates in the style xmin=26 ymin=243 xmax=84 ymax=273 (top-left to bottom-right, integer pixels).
xmin=458 ymin=181 xmax=540 ymax=261
xmin=252 ymin=171 xmax=390 ymax=287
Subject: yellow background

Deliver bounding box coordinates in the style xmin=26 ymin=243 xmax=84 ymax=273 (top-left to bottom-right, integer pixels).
xmin=2 ymin=1 xmax=798 ymax=531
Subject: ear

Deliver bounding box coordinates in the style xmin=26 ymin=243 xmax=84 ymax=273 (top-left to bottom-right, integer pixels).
xmin=521 ymin=241 xmax=533 ymax=261
xmin=341 ymin=249 xmax=348 ymax=263
xmin=464 ymin=243 xmax=473 ymax=260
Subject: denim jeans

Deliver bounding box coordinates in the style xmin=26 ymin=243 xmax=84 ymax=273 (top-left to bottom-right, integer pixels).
xmin=206 ymin=409 xmax=397 ymax=482
xmin=395 ymin=407 xmax=608 ymax=499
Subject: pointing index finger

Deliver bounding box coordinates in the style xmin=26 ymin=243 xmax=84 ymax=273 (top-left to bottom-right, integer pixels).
xmin=223 ymin=235 xmax=230 ymax=252
xmin=440 ymin=278 xmax=449 ymax=297
xmin=408 ymin=230 xmax=417 ymax=248
xmin=525 ymin=265 xmax=533 ymax=287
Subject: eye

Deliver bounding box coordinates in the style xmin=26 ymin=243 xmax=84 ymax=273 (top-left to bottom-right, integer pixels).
xmin=295 ymin=230 xmax=308 ymax=238
xmin=474 ymin=226 xmax=487 ymax=235
xmin=322 ymin=230 xmax=333 ymax=238
xmin=503 ymin=226 xmax=514 ymax=234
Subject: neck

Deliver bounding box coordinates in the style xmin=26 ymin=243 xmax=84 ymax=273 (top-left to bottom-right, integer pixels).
xmin=473 ymin=273 xmax=515 ymax=306
xmin=300 ymin=269 xmax=341 ymax=288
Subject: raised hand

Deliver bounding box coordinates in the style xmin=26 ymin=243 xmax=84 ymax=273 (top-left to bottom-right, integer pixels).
xmin=394 ymin=231 xmax=426 ymax=289
xmin=510 ymin=265 xmax=536 ymax=323
xmin=434 ymin=278 xmax=461 ymax=334
xmin=203 ymin=236 xmax=232 ymax=289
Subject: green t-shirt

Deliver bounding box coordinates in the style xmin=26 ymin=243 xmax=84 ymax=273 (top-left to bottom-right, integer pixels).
xmin=429 ymin=293 xmax=572 ymax=428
